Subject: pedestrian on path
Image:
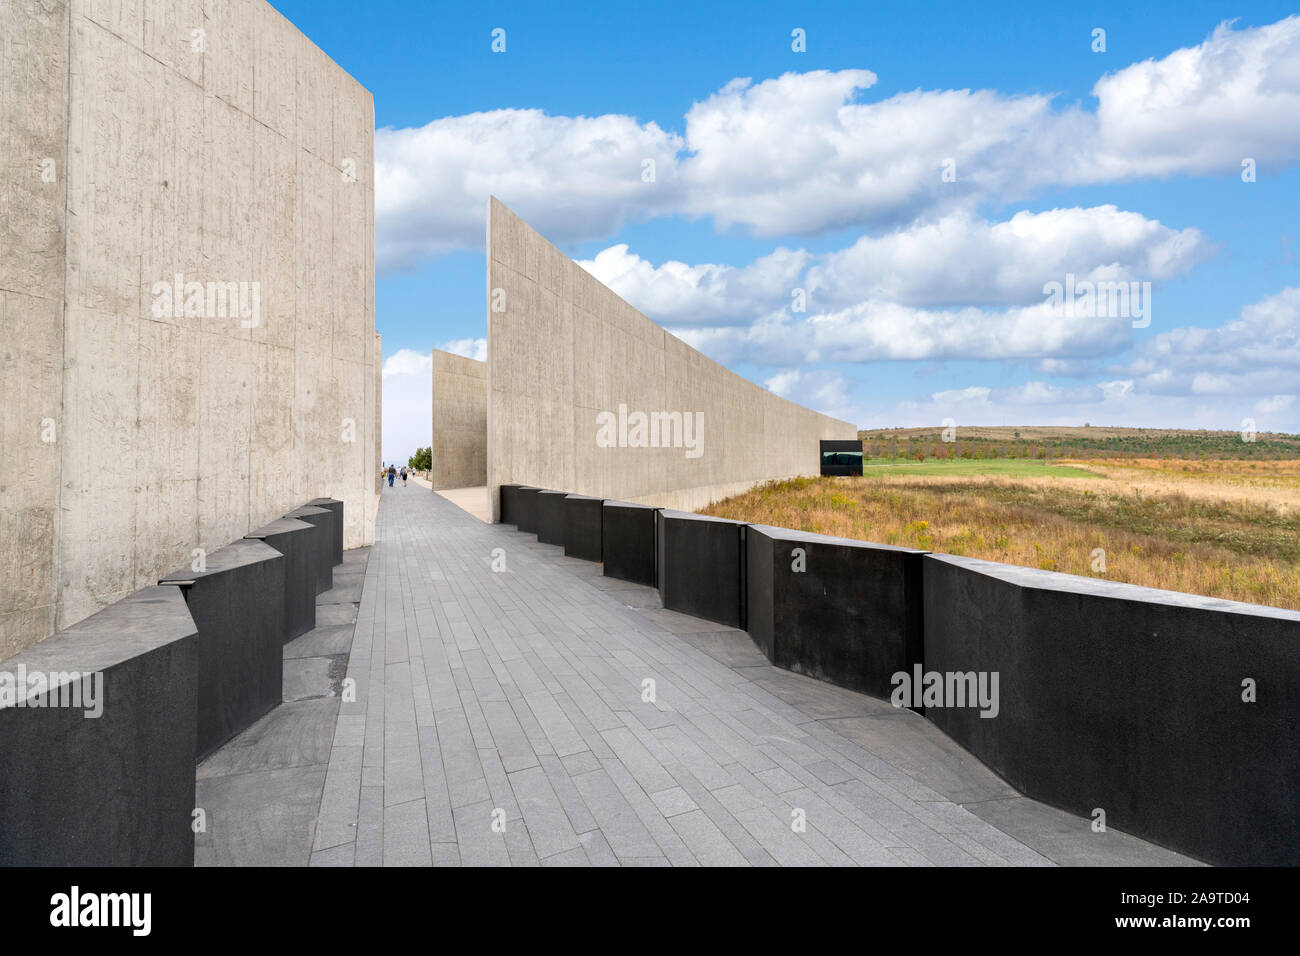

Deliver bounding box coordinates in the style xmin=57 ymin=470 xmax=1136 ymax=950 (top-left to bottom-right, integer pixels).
xmin=387 ymin=464 xmax=396 ymax=487
xmin=401 ymin=466 xmax=408 ymax=487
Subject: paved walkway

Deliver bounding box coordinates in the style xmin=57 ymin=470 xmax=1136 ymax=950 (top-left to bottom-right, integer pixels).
xmin=199 ymin=482 xmax=1198 ymax=866
xmin=313 ymin=484 xmax=1202 ymax=866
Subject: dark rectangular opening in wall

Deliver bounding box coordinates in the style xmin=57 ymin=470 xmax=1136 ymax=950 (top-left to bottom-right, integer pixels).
xmin=820 ymin=439 xmax=863 ymax=476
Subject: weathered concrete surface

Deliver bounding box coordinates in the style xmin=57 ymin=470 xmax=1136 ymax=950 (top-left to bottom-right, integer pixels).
xmin=431 ymin=349 xmax=487 ymax=489
xmin=0 ymin=0 xmax=379 ymax=657
xmin=0 ymin=0 xmax=70 ymax=658
xmin=484 ymin=198 xmax=857 ymax=521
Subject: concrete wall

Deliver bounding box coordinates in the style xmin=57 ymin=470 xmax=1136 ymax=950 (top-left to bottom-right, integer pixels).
xmin=431 ymin=348 xmax=487 ymax=489
xmin=484 ymin=197 xmax=857 ymax=521
xmin=0 ymin=0 xmax=379 ymax=657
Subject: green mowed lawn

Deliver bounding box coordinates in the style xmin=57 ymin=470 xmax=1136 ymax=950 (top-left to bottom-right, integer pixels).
xmin=860 ymin=457 xmax=1100 ymax=478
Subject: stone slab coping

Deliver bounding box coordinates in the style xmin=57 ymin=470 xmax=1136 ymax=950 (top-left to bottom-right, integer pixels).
xmin=0 ymin=586 xmax=196 ymax=705
xmin=564 ymin=493 xmax=603 ymax=501
xmin=657 ymin=509 xmax=745 ymax=526
xmin=306 ymin=497 xmax=342 ymax=506
xmin=159 ymin=538 xmax=282 ymax=584
xmin=748 ymin=523 xmax=927 ymax=555
xmin=246 ymin=517 xmax=314 ymax=538
xmin=927 ymin=552 xmax=1300 ymax=620
xmin=538 ymin=489 xmax=569 ymax=496
xmin=286 ymin=505 xmax=330 ymax=517
xmin=602 ymin=500 xmax=659 ymax=511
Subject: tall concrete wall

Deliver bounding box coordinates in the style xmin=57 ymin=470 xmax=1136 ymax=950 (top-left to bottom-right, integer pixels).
xmin=485 ymin=197 xmax=857 ymax=521
xmin=0 ymin=0 xmax=379 ymax=657
xmin=431 ymin=348 xmax=487 ymax=489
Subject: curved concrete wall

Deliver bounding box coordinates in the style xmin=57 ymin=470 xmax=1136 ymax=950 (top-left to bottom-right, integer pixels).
xmin=0 ymin=0 xmax=379 ymax=657
xmin=484 ymin=198 xmax=856 ymax=521
xmin=431 ymin=349 xmax=487 ymax=489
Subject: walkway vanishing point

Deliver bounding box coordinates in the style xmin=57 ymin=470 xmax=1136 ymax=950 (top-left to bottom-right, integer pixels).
xmin=195 ymin=483 xmax=1197 ymax=867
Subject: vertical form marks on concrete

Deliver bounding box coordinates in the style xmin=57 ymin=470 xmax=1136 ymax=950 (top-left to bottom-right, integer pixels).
xmin=0 ymin=0 xmax=378 ymax=655
xmin=0 ymin=0 xmax=71 ymax=659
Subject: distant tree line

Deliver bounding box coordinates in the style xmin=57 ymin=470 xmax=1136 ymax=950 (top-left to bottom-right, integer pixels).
xmin=858 ymin=429 xmax=1300 ymax=461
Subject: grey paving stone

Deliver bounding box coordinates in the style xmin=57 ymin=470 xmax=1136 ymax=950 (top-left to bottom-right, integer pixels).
xmin=316 ymin=603 xmax=358 ymax=625
xmin=560 ymin=750 xmax=601 ymax=777
xmin=454 ymin=799 xmax=513 ymax=867
xmin=197 ymin=698 xmax=339 ymax=779
xmin=284 ymin=655 xmax=346 ymax=701
xmin=285 ymin=624 xmax=357 ymax=659
xmin=314 ymin=745 xmax=363 ymax=851
xmin=355 ymin=785 xmax=384 ymax=866
xmin=310 ymin=842 xmax=356 ymax=867
xmin=650 ymin=786 xmax=698 ymax=818
xmin=507 ymin=765 xmax=583 ymax=859
xmin=196 ymin=766 xmax=327 ymax=867
xmin=384 ymin=798 xmax=433 ymax=867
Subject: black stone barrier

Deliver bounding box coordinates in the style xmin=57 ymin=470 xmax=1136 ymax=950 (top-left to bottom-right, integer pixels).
xmin=0 ymin=586 xmax=199 ymax=866
xmin=515 ymin=486 xmax=542 ymax=534
xmin=246 ymin=516 xmax=317 ymax=642
xmin=286 ymin=504 xmax=334 ymax=594
xmin=564 ymin=494 xmax=603 ymax=562
xmin=656 ymin=510 xmax=746 ymax=629
xmin=160 ymin=539 xmax=285 ymax=760
xmin=923 ymin=553 xmax=1300 ymax=866
xmin=602 ymin=501 xmax=659 ymax=586
xmin=746 ymin=525 xmax=925 ymax=699
xmin=499 ymin=483 xmax=522 ymax=525
xmin=536 ymin=490 xmax=569 ymax=545
xmin=307 ymin=497 xmax=344 ymax=566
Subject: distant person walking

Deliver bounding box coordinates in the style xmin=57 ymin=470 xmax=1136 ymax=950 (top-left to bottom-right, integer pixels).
xmin=400 ymin=466 xmax=408 ymax=487
xmin=387 ymin=464 xmax=396 ymax=488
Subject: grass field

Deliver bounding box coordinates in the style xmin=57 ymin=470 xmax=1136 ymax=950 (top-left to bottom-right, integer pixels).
xmin=702 ymin=448 xmax=1300 ymax=610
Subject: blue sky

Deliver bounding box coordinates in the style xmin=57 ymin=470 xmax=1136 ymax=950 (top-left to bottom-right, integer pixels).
xmin=271 ymin=1 xmax=1300 ymax=463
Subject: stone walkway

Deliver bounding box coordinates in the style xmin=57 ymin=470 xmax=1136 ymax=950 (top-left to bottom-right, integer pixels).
xmin=200 ymin=482 xmax=1198 ymax=866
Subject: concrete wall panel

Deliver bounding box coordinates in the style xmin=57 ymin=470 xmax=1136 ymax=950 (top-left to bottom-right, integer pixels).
xmin=431 ymin=349 xmax=487 ymax=489
xmin=1 ymin=0 xmax=378 ymax=655
xmin=485 ymin=198 xmax=856 ymax=521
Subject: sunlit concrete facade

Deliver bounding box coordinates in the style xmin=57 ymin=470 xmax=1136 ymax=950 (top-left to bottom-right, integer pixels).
xmin=483 ymin=198 xmax=856 ymax=521
xmin=0 ymin=0 xmax=379 ymax=656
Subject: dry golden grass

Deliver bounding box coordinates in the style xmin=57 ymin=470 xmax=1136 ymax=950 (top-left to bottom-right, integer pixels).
xmin=1063 ymin=458 xmax=1300 ymax=514
xmin=702 ymin=471 xmax=1300 ymax=611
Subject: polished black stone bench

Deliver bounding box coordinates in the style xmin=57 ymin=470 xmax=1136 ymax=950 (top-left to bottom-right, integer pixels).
xmin=602 ymin=501 xmax=660 ymax=587
xmin=923 ymin=553 xmax=1300 ymax=866
xmin=515 ymin=487 xmax=543 ymax=534
xmin=536 ymin=490 xmax=569 ymax=546
xmin=564 ymin=494 xmax=603 ymax=562
xmin=746 ymin=525 xmax=924 ymax=699
xmin=0 ymin=586 xmax=199 ymax=866
xmin=306 ymin=497 xmax=344 ymax=566
xmin=246 ymin=516 xmax=317 ymax=641
xmin=499 ymin=483 xmax=523 ymax=524
xmin=285 ymin=504 xmax=334 ymax=594
xmin=160 ymin=539 xmax=285 ymax=760
xmin=656 ymin=510 xmax=746 ymax=628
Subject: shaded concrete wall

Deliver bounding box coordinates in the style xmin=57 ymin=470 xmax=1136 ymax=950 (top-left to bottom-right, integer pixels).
xmin=431 ymin=348 xmax=487 ymax=489
xmin=485 ymin=197 xmax=857 ymax=521
xmin=0 ymin=0 xmax=379 ymax=657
